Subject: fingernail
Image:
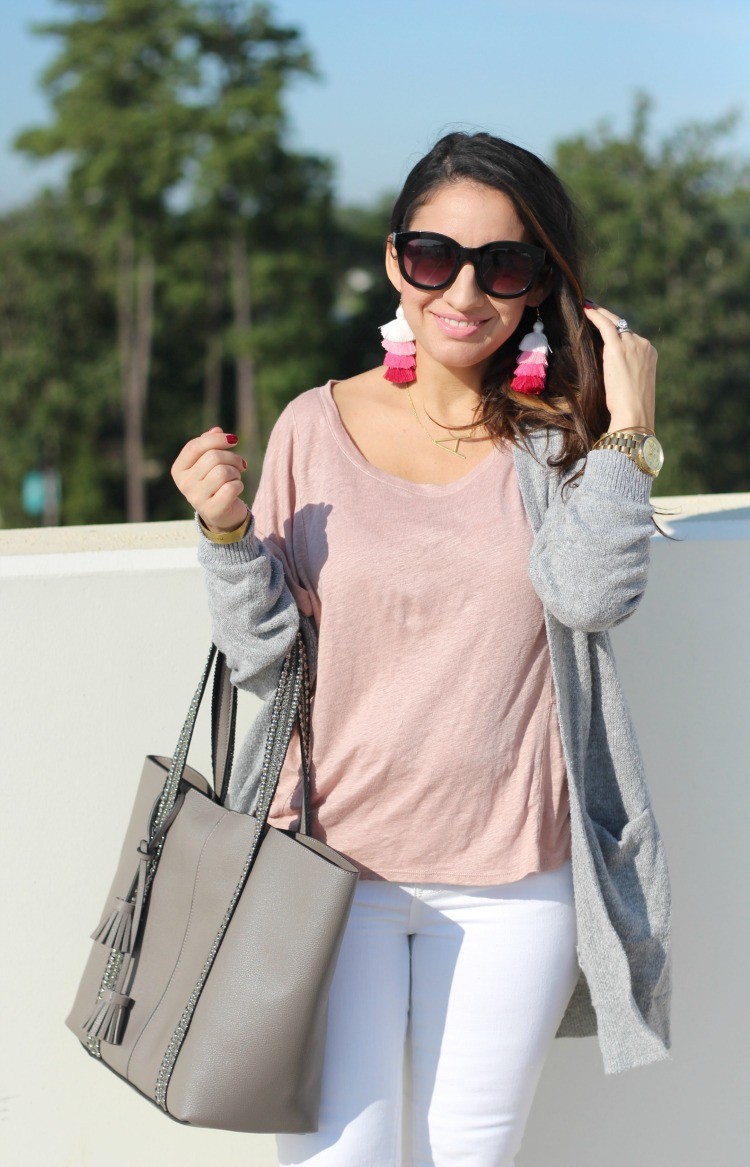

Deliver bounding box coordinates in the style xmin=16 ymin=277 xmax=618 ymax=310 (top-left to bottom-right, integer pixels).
xmin=241 ymin=458 xmax=247 ymax=470
xmin=583 ymin=298 xmax=599 ymax=308
xmin=226 ymin=434 xmax=238 ymax=445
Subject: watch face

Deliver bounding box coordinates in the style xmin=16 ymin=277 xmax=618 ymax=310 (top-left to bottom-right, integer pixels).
xmin=642 ymin=436 xmax=664 ymax=474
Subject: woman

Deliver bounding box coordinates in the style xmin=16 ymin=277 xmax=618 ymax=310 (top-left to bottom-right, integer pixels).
xmin=172 ymin=131 xmax=672 ymax=1167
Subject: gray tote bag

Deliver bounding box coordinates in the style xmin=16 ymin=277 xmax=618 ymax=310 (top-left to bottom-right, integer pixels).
xmin=67 ymin=630 xmax=359 ymax=1133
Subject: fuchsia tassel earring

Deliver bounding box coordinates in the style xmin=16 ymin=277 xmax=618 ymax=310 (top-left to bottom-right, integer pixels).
xmin=379 ymin=304 xmax=417 ymax=384
xmin=510 ymin=311 xmax=550 ymax=394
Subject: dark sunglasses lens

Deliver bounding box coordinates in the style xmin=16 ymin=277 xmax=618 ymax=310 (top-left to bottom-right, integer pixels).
xmin=402 ymin=238 xmax=457 ymax=288
xmin=482 ymin=249 xmax=536 ymax=295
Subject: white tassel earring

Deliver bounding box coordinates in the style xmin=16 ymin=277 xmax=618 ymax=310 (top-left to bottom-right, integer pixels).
xmin=510 ymin=310 xmax=550 ymax=394
xmin=379 ymin=304 xmax=416 ymax=384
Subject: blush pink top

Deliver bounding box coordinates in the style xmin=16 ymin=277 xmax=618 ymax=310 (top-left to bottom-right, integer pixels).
xmin=254 ymin=381 xmax=571 ymax=884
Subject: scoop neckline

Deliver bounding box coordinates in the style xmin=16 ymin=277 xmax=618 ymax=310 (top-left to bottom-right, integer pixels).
xmin=318 ymin=379 xmax=502 ymax=496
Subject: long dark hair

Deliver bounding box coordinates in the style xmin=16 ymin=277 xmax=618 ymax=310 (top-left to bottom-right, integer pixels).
xmin=390 ymin=131 xmax=609 ymax=485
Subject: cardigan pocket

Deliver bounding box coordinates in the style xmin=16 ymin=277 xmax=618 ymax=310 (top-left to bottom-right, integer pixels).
xmin=585 ymin=804 xmax=672 ymax=1007
xmin=586 ymin=807 xmax=661 ymax=923
xmin=587 ymin=805 xmax=654 ymax=869
xmin=584 ymin=804 xmax=669 ymax=950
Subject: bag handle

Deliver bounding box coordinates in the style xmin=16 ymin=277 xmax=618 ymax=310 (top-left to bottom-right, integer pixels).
xmin=209 ymin=632 xmax=313 ymax=832
xmin=151 ymin=633 xmax=313 ymax=847
xmin=251 ymin=629 xmax=313 ymax=838
xmin=210 ymin=652 xmax=236 ymax=804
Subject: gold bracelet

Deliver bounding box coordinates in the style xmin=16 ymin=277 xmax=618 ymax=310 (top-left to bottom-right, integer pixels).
xmin=198 ymin=507 xmax=251 ymax=544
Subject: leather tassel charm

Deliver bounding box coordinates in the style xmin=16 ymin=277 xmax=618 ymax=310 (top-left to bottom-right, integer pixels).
xmin=510 ymin=316 xmax=549 ymax=394
xmin=89 ymin=815 xmax=168 ymax=958
xmin=85 ymin=793 xmax=184 ymax=1050
xmin=83 ymin=986 xmax=133 ymax=1045
xmin=91 ymin=896 xmax=135 ymax=954
xmin=379 ymin=304 xmax=416 ymax=384
xmin=84 ymin=827 xmax=173 ymax=1046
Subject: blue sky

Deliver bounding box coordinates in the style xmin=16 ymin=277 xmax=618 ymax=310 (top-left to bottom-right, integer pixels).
xmin=2 ymin=0 xmax=748 ymax=211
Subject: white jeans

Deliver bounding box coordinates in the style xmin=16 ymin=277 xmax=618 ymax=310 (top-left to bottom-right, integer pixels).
xmin=275 ymin=859 xmax=580 ymax=1167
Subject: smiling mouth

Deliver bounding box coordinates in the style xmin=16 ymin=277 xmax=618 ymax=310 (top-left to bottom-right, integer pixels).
xmin=433 ymin=313 xmax=490 ymax=330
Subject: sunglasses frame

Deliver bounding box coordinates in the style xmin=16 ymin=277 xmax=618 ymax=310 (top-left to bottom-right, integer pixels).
xmin=391 ymin=230 xmax=548 ymax=300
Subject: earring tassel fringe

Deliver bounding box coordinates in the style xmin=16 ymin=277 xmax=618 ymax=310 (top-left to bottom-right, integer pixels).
xmin=510 ymin=319 xmax=549 ymax=395
xmin=380 ymin=305 xmax=416 ymax=384
xmin=384 ymin=366 xmax=416 ymax=384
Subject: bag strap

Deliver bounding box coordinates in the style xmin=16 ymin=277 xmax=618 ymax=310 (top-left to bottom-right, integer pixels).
xmin=208 ymin=635 xmax=313 ymax=832
xmin=210 ymin=652 xmax=236 ymax=804
xmin=152 ymin=634 xmax=312 ymax=845
xmin=251 ymin=628 xmax=313 ymax=837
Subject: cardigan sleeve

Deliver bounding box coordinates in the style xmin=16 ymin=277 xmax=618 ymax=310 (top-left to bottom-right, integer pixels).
xmin=527 ymin=448 xmax=656 ymax=633
xmin=195 ymin=402 xmax=313 ymax=700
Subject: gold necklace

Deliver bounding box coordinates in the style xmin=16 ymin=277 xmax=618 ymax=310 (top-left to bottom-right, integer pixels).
xmin=405 ymin=385 xmax=480 ymax=459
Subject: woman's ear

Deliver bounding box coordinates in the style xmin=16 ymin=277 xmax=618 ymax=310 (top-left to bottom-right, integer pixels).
xmin=384 ymin=234 xmax=402 ymax=294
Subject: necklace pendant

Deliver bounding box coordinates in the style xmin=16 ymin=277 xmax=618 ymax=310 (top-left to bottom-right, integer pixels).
xmin=434 ymin=436 xmax=467 ymax=458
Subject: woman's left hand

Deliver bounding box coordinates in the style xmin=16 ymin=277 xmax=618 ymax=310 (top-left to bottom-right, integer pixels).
xmin=583 ymin=302 xmax=657 ymax=433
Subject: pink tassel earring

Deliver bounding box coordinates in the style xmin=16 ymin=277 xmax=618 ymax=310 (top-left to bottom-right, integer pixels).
xmin=379 ymin=304 xmax=416 ymax=384
xmin=510 ymin=311 xmax=550 ymax=395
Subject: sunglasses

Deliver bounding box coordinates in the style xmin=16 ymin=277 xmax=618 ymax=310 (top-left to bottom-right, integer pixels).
xmin=391 ymin=231 xmax=547 ymax=299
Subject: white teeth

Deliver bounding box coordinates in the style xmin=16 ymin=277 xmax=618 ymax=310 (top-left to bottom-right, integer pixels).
xmin=439 ymin=316 xmax=477 ymax=329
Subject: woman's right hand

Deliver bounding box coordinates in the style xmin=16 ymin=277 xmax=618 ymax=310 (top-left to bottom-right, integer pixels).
xmin=171 ymin=426 xmax=249 ymax=532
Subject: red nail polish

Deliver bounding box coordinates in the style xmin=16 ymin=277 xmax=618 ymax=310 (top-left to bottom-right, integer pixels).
xmin=241 ymin=458 xmax=247 ymax=470
xmin=226 ymin=434 xmax=238 ymax=445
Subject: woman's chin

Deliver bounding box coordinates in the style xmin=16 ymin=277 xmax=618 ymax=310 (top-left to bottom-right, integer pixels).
xmin=418 ymin=336 xmax=502 ymax=374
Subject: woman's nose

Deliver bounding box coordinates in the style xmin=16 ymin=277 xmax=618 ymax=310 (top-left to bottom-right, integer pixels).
xmin=444 ymin=261 xmax=485 ymax=308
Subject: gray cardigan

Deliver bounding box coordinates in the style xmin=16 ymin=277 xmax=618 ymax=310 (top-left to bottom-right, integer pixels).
xmin=196 ymin=424 xmax=673 ymax=1077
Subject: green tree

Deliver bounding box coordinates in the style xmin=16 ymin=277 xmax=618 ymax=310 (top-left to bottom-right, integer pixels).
xmin=329 ymin=195 xmax=399 ymax=380
xmin=16 ymin=0 xmax=200 ymax=521
xmin=13 ymin=0 xmax=339 ymax=517
xmin=184 ymin=0 xmax=334 ymax=487
xmin=554 ymin=93 xmax=750 ymax=494
xmin=0 ymin=193 xmax=118 ymax=526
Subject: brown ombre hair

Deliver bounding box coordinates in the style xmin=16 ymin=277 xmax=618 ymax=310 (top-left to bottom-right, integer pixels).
xmin=390 ymin=131 xmax=609 ymax=487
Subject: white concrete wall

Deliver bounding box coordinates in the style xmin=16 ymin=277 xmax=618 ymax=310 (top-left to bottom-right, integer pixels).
xmin=1 ymin=495 xmax=748 ymax=1167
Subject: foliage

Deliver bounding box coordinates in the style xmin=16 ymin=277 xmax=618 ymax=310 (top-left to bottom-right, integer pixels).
xmin=16 ymin=0 xmax=198 ymax=236
xmin=1 ymin=64 xmax=749 ymax=525
xmin=0 ymin=193 xmax=120 ymax=525
xmin=554 ymin=93 xmax=750 ymax=494
xmin=15 ymin=0 xmax=209 ymax=520
xmin=330 ymin=196 xmax=399 ymax=379
xmin=5 ymin=0 xmax=342 ymax=522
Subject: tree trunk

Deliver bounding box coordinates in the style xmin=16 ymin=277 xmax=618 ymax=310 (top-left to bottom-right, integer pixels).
xmin=117 ymin=232 xmax=155 ymax=523
xmin=229 ymin=227 xmax=261 ymax=487
xmin=203 ymin=247 xmax=225 ymax=431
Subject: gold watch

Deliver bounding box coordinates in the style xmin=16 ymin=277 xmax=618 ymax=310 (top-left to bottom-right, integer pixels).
xmin=592 ymin=430 xmax=664 ymax=478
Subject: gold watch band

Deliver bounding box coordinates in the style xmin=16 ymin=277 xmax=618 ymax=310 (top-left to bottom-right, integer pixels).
xmin=198 ymin=507 xmax=252 ymax=544
xmin=591 ymin=430 xmax=660 ymax=476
